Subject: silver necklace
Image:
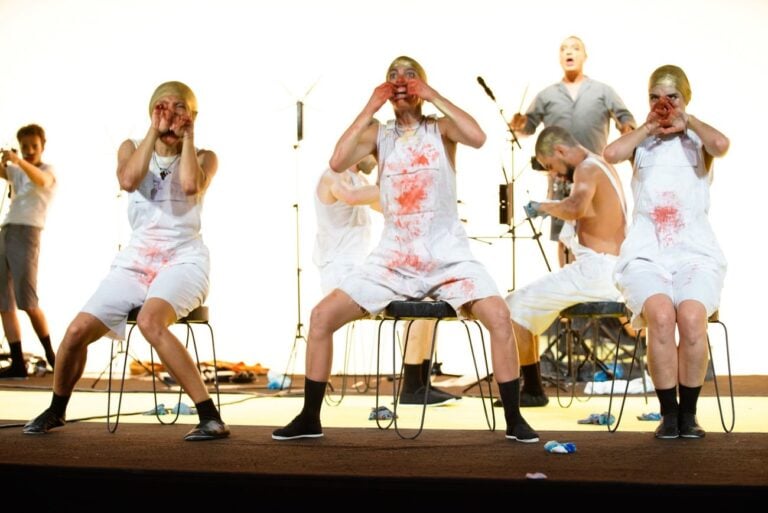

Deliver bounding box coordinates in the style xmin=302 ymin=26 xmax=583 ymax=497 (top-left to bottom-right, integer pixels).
xmin=394 ymin=116 xmax=425 ymax=137
xmin=153 ymin=153 xmax=180 ymax=180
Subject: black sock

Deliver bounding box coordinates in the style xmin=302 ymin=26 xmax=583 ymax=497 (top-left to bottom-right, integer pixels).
xmin=8 ymin=341 xmax=25 ymax=369
xmin=420 ymin=359 xmax=432 ymax=385
xmin=655 ymin=386 xmax=678 ymax=416
xmin=402 ymin=363 xmax=424 ymax=393
xmin=39 ymin=335 xmax=55 ymax=367
xmin=301 ymin=377 xmax=327 ymax=421
xmin=497 ymin=378 xmax=523 ymax=425
xmin=521 ymin=363 xmax=543 ymax=395
xmin=195 ymin=398 xmax=222 ymax=422
xmin=49 ymin=392 xmax=71 ymax=419
xmin=678 ymin=384 xmax=701 ymax=415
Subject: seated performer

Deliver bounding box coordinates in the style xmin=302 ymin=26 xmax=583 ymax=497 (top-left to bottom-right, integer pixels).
xmin=502 ymin=125 xmax=627 ymax=407
xmin=23 ymin=81 xmax=229 ymax=441
xmin=314 ymin=156 xmax=457 ymax=405
xmin=604 ymin=64 xmax=729 ymax=439
xmin=273 ymin=55 xmax=537 ymax=442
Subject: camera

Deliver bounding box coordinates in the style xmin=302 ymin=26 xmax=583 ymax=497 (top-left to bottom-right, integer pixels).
xmin=530 ymin=155 xmax=545 ymax=171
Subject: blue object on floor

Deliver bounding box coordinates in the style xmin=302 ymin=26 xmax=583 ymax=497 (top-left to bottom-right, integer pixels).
xmin=637 ymin=412 xmax=661 ymax=421
xmin=544 ymin=440 xmax=577 ymax=454
xmin=171 ymin=402 xmax=197 ymax=415
xmin=143 ymin=403 xmax=167 ymax=416
xmin=578 ymin=412 xmax=615 ymax=425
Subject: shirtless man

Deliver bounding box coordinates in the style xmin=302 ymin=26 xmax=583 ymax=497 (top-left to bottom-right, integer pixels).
xmin=502 ymin=125 xmax=626 ymax=407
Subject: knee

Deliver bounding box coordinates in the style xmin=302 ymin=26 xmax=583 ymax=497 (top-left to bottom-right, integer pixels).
xmin=483 ymin=306 xmax=513 ymax=342
xmin=677 ymin=308 xmax=708 ymax=345
xmin=645 ymin=304 xmax=676 ymax=335
xmin=136 ymin=313 xmax=167 ymax=343
xmin=308 ymin=303 xmax=339 ymax=339
xmin=61 ymin=320 xmax=91 ymax=352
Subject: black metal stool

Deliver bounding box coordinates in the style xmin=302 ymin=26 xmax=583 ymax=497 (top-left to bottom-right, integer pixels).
xmin=105 ymin=305 xmax=220 ymax=433
xmin=607 ymin=310 xmax=734 ymax=433
xmin=550 ymin=301 xmax=642 ymax=407
xmin=374 ymin=300 xmax=495 ymax=439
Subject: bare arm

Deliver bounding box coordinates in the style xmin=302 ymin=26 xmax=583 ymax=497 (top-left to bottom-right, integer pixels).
xmin=177 ymin=115 xmax=216 ymax=195
xmin=409 ymin=78 xmax=484 ymax=148
xmin=687 ymin=114 xmax=729 ymax=161
xmin=538 ymin=165 xmax=598 ymax=221
xmin=117 ymin=127 xmax=158 ymax=192
xmin=0 ymin=150 xmax=54 ymax=188
xmin=603 ymin=123 xmax=650 ymax=164
xmin=329 ymin=83 xmax=391 ymax=172
xmin=330 ymin=179 xmax=379 ymax=206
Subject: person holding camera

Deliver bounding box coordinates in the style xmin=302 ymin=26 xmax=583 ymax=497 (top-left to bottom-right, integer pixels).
xmin=0 ymin=124 xmax=57 ymax=378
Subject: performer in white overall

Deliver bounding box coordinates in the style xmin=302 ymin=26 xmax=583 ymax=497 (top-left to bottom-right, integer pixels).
xmin=23 ymin=81 xmax=229 ymax=441
xmin=507 ymin=126 xmax=627 ymax=407
xmin=604 ymin=65 xmax=729 ymax=440
xmin=313 ymin=159 xmax=376 ymax=296
xmin=273 ymin=56 xmax=538 ymax=443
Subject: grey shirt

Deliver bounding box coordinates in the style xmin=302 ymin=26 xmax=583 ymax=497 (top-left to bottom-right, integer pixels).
xmin=523 ymin=77 xmax=635 ymax=154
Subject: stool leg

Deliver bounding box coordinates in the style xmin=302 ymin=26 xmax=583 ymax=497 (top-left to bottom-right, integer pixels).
xmin=374 ymin=319 xmax=395 ymax=431
xmin=465 ymin=320 xmax=495 ymax=431
xmin=707 ymin=321 xmax=735 ymax=433
xmin=607 ymin=330 xmax=642 ymax=433
xmin=106 ymin=333 xmax=132 ymax=434
xmin=554 ymin=318 xmax=577 ymax=408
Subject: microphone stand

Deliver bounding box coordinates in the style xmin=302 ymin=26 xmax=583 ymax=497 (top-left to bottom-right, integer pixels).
xmin=476 ymin=78 xmax=550 ymax=293
xmin=280 ymin=100 xmax=308 ymax=394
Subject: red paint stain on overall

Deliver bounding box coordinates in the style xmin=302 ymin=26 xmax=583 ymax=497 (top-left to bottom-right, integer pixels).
xmin=394 ymin=173 xmax=429 ymax=215
xmin=650 ymin=194 xmax=684 ymax=246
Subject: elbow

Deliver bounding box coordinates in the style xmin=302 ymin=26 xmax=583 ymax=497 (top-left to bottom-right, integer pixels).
xmin=118 ymin=176 xmax=138 ymax=193
xmin=713 ymin=136 xmax=730 ymax=157
xmin=329 ymin=155 xmax=348 ymax=173
xmin=467 ymin=130 xmax=487 ymax=149
xmin=602 ymin=146 xmax=621 ymax=164
xmin=182 ymin=180 xmax=201 ymax=196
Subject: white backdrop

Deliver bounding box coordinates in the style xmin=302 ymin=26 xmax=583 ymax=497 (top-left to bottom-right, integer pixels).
xmin=0 ymin=0 xmax=764 ymax=376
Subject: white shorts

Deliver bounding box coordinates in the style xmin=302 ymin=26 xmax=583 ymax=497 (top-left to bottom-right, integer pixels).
xmin=318 ymin=260 xmax=359 ymax=296
xmin=615 ymin=256 xmax=724 ymax=328
xmin=340 ymin=259 xmax=500 ymax=317
xmin=81 ymin=263 xmax=209 ymax=340
xmin=507 ymin=253 xmax=621 ymax=335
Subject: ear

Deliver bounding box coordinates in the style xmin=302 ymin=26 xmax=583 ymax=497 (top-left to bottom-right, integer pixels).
xmin=553 ymin=144 xmax=568 ymax=159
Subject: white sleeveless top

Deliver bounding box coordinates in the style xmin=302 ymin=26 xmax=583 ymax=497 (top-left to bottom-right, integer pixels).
xmin=112 ymin=141 xmax=209 ymax=272
xmin=312 ymin=169 xmax=372 ymax=267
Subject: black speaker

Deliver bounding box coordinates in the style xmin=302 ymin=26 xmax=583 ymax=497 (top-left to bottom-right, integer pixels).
xmin=499 ymin=184 xmax=509 ymax=225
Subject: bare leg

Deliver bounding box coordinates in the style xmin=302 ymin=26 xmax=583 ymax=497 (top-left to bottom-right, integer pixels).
xmin=306 ymin=289 xmax=367 ymax=382
xmin=643 ymin=294 xmax=681 ymax=438
xmin=469 ymin=297 xmax=517 ymax=382
xmin=137 ymin=298 xmax=211 ymax=404
xmin=676 ymin=300 xmax=709 ymax=387
xmin=471 ymin=296 xmax=538 ymax=443
xmin=512 ymin=320 xmax=537 ymax=365
xmin=54 ymin=313 xmax=110 ymax=395
xmin=1 ymin=310 xmax=22 ymax=343
xmin=403 ymin=319 xmax=435 ymax=364
xmin=273 ymin=289 xmax=365 ymax=440
xmin=22 ymin=312 xmax=109 ymax=434
xmin=643 ymin=294 xmax=678 ymax=390
xmin=25 ymin=307 xmax=49 ymax=339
